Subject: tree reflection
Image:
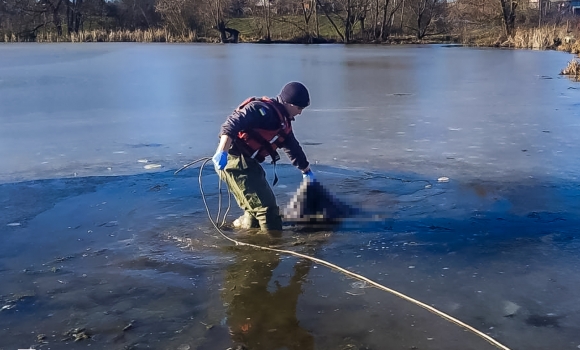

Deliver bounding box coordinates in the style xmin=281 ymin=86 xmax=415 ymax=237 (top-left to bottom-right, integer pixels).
xmin=221 ymin=249 xmax=314 ymax=350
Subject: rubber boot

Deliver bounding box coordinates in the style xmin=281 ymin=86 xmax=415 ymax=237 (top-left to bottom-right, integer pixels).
xmin=233 ymin=212 xmax=260 ymax=229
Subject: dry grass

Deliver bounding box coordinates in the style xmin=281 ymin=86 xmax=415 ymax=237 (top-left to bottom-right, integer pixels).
xmin=560 ymin=59 xmax=580 ymax=79
xmin=557 ymin=40 xmax=580 ymax=55
xmin=512 ymin=26 xmax=568 ymax=49
xmin=457 ymin=24 xmax=578 ymax=51
xmin=2 ymin=28 xmax=204 ymax=43
xmin=453 ymin=23 xmax=504 ymax=47
xmin=3 ymin=33 xmax=16 ymax=42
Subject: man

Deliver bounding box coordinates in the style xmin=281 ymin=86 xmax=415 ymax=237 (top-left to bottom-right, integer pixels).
xmin=212 ymin=81 xmax=315 ymax=234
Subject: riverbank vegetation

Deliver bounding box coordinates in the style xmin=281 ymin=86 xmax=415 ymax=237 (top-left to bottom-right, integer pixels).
xmin=560 ymin=58 xmax=580 ymax=80
xmin=1 ymin=0 xmax=579 ymax=54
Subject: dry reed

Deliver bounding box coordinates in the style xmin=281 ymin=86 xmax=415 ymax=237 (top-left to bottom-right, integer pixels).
xmin=560 ymin=59 xmax=580 ymax=78
xmin=2 ymin=33 xmax=18 ymax=42
xmin=512 ymin=26 xmax=568 ymax=50
xmin=2 ymin=28 xmax=199 ymax=43
xmin=557 ymin=39 xmax=580 ymax=55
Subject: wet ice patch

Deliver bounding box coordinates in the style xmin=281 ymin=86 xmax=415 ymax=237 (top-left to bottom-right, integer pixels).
xmin=138 ymin=159 xmax=148 ymax=163
xmin=129 ymin=143 xmax=163 ymax=148
xmin=99 ymin=221 xmax=118 ymax=227
xmin=526 ymin=313 xmax=561 ymax=327
xmin=351 ymin=281 xmax=368 ymax=289
xmin=7 ymin=222 xmax=21 ymax=227
xmin=311 ymin=107 xmax=368 ymax=113
xmin=448 ymin=302 xmax=461 ymax=311
xmin=144 ymin=164 xmax=162 ymax=170
xmin=345 ymin=281 xmax=369 ymax=295
xmin=503 ymin=301 xmax=520 ymax=316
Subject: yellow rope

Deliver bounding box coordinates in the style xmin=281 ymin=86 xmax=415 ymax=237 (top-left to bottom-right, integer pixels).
xmin=186 ymin=159 xmax=511 ymax=350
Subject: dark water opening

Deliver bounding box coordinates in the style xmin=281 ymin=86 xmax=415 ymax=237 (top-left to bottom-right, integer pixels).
xmin=1 ymin=163 xmax=580 ymax=349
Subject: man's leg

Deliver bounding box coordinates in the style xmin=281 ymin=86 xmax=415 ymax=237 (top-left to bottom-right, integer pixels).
xmin=219 ymin=155 xmax=283 ymax=232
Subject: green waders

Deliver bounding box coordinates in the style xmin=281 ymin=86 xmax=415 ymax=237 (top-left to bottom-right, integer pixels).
xmin=218 ymin=154 xmax=283 ymax=232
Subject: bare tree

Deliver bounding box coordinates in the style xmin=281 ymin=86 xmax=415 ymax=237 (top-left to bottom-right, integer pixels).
xmin=348 ymin=0 xmax=372 ymax=42
xmin=203 ymin=0 xmax=239 ymax=42
xmin=408 ymin=0 xmax=442 ymax=39
xmin=66 ymin=0 xmax=83 ymax=33
xmin=248 ymin=0 xmax=274 ymax=41
xmin=0 ymin=0 xmax=42 ymax=37
xmin=273 ymin=0 xmax=320 ymax=41
xmin=112 ymin=0 xmax=159 ymax=30
xmin=0 ymin=0 xmax=109 ymax=39
xmin=498 ymin=0 xmax=516 ymax=37
xmin=1 ymin=0 xmax=64 ymax=38
xmin=155 ymin=0 xmax=194 ymax=35
xmin=42 ymin=0 xmax=65 ymax=36
xmin=299 ymin=0 xmax=317 ymax=40
xmin=320 ymin=0 xmax=370 ymax=42
xmin=375 ymin=0 xmax=403 ymax=40
xmin=315 ymin=0 xmax=345 ymax=41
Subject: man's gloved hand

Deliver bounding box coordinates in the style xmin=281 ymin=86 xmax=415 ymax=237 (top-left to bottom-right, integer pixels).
xmin=302 ymin=170 xmax=316 ymax=181
xmin=212 ymin=151 xmax=228 ymax=170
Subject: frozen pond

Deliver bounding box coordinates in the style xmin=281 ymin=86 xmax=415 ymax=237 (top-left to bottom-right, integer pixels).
xmin=1 ymin=43 xmax=580 ymax=350
xmin=2 ymin=43 xmax=580 ymax=183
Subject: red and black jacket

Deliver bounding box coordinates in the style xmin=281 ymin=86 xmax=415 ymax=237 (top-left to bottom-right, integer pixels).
xmin=219 ymin=97 xmax=310 ymax=172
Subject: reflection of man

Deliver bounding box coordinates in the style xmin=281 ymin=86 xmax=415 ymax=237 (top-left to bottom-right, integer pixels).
xmin=222 ymin=249 xmax=314 ymax=350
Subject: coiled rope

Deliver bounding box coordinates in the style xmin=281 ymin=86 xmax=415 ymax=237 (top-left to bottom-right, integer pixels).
xmin=174 ymin=158 xmax=511 ymax=350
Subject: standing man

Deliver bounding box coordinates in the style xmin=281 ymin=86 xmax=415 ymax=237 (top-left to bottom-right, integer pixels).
xmin=212 ymin=82 xmax=315 ymax=234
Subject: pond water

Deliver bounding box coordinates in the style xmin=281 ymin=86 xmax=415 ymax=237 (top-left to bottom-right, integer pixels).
xmin=1 ymin=43 xmax=580 ymax=350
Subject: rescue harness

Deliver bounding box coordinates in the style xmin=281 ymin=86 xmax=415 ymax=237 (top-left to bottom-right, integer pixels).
xmin=234 ymin=97 xmax=291 ymax=164
xmin=233 ymin=97 xmax=292 ymax=185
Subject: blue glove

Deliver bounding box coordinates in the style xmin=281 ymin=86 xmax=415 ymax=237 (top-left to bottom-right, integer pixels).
xmin=212 ymin=151 xmax=228 ymax=170
xmin=302 ymin=170 xmax=316 ymax=181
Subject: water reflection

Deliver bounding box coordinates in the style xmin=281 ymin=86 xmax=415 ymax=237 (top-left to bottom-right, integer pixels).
xmin=221 ymin=249 xmax=314 ymax=350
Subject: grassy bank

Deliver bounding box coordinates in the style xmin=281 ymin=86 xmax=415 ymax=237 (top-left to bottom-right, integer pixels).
xmin=1 ymin=15 xmax=453 ymax=44
xmin=1 ymin=17 xmax=579 ymax=57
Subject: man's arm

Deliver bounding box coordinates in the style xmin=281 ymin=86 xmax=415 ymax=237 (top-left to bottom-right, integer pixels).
xmin=216 ymin=134 xmax=233 ymax=153
xmin=213 ymin=102 xmax=262 ymax=170
xmin=282 ymin=131 xmax=310 ymax=173
xmin=212 ymin=134 xmax=233 ymax=171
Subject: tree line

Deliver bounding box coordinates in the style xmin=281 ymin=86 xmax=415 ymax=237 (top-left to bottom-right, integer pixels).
xmin=0 ymin=0 xmax=578 ymax=43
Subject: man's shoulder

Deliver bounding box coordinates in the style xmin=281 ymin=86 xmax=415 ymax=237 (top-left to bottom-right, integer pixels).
xmin=242 ymin=98 xmax=282 ymax=117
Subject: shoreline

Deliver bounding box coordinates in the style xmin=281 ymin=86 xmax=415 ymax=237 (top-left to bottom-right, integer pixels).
xmin=1 ymin=31 xmax=577 ymax=53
